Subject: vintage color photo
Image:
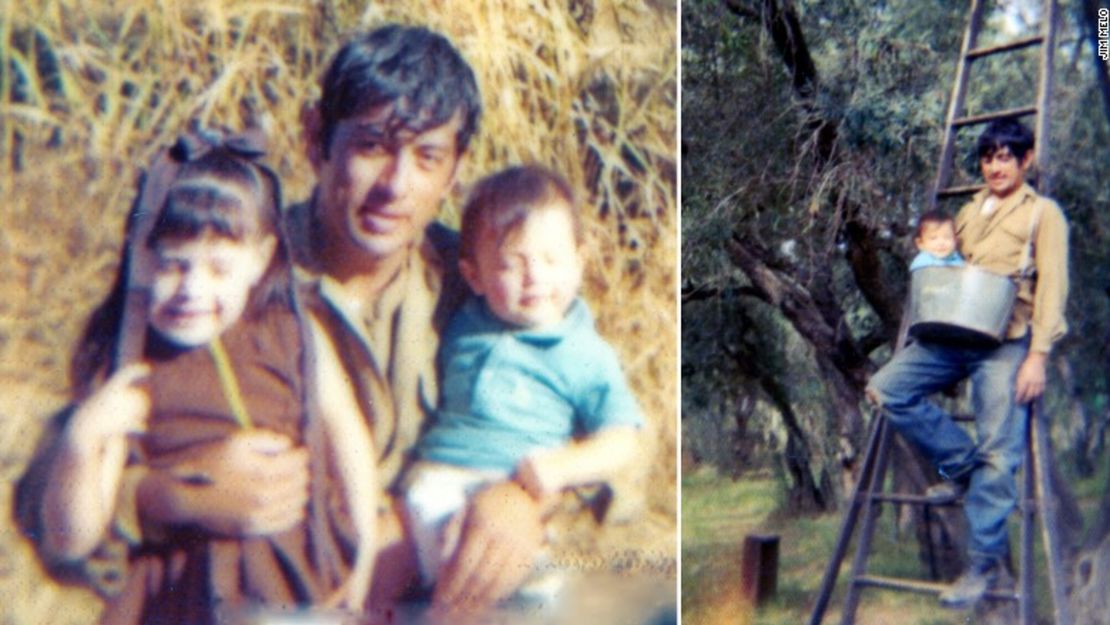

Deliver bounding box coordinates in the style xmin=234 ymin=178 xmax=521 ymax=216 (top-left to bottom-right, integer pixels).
xmin=1 ymin=2 xmax=677 ymax=623
xmin=682 ymin=1 xmax=1109 ymax=624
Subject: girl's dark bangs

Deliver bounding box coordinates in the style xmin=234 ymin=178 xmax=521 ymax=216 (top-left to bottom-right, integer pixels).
xmin=147 ymin=186 xmax=251 ymax=245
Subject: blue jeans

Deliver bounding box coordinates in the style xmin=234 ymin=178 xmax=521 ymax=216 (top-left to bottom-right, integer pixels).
xmin=867 ymin=337 xmax=1030 ymax=562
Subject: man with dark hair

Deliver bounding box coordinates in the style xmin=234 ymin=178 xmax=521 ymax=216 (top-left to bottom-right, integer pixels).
xmin=288 ymin=24 xmax=546 ymax=612
xmin=977 ymin=116 xmax=1034 ymax=165
xmin=315 ymin=24 xmax=482 ymax=157
xmin=102 ymin=23 xmax=543 ymax=616
xmin=867 ymin=117 xmax=1069 ymax=609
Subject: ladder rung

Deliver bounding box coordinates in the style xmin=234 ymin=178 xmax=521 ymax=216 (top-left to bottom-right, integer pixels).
xmin=869 ymin=492 xmax=958 ymax=506
xmin=936 ymin=184 xmax=984 ymax=198
xmin=872 ymin=492 xmax=1035 ymax=509
xmin=868 ymin=488 xmax=1039 ymax=509
xmin=952 ymin=105 xmax=1037 ymax=128
xmin=967 ymin=35 xmax=1044 ymax=60
xmin=854 ymin=574 xmax=1020 ymax=602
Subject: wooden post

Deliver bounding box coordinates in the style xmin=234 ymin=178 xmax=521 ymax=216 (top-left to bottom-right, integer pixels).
xmin=740 ymin=533 xmax=780 ymax=606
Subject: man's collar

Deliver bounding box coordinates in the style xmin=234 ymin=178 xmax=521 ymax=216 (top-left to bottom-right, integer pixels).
xmin=972 ymin=181 xmax=1036 ymax=206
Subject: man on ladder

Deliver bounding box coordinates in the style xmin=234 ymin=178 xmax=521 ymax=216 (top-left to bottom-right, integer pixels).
xmin=866 ymin=117 xmax=1069 ymax=609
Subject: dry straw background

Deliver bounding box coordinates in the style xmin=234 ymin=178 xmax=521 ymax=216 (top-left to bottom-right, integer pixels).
xmin=0 ymin=1 xmax=677 ymax=622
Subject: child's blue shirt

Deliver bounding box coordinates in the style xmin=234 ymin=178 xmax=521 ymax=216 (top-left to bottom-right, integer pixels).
xmin=417 ymin=296 xmax=643 ymax=474
xmin=909 ymin=250 xmax=966 ymax=272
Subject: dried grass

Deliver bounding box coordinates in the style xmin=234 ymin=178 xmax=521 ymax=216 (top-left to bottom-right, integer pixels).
xmin=0 ymin=1 xmax=676 ymax=623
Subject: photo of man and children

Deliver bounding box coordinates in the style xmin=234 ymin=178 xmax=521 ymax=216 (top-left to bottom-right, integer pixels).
xmin=6 ymin=2 xmax=1110 ymax=625
xmin=3 ymin=3 xmax=676 ymax=625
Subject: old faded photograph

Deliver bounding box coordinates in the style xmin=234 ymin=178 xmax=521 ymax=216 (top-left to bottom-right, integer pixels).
xmin=682 ymin=1 xmax=1109 ymax=624
xmin=1 ymin=2 xmax=677 ymax=624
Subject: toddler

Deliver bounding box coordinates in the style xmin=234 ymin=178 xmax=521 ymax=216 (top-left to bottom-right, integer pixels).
xmin=909 ymin=209 xmax=965 ymax=271
xmin=404 ymin=165 xmax=643 ymax=592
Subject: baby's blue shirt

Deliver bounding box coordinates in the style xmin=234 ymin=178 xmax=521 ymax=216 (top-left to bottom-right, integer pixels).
xmin=417 ymin=297 xmax=643 ymax=473
xmin=909 ymin=250 xmax=965 ymax=271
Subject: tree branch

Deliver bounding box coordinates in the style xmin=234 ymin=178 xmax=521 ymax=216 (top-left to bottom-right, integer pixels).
xmin=844 ymin=218 xmax=905 ymax=336
xmin=723 ymin=306 xmax=833 ymax=511
xmin=859 ymin=327 xmax=892 ymax=356
xmin=681 ymin=282 xmax=764 ymax=303
xmin=723 ymin=0 xmax=838 ymax=165
xmin=720 ymin=0 xmax=760 ymax=22
xmin=726 ymin=234 xmax=872 ymax=384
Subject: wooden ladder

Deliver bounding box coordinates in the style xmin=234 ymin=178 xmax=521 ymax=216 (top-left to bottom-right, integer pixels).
xmin=931 ymin=0 xmax=1059 ymax=206
xmin=806 ymin=400 xmax=1072 ymax=625
xmin=807 ymin=1 xmax=1071 ymax=624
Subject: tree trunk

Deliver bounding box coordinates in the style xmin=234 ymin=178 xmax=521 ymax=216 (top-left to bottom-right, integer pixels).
xmin=756 ymin=371 xmax=834 ymax=512
xmin=725 ymin=237 xmax=868 ymax=502
xmin=1072 ymin=534 xmax=1110 ymax=625
xmin=1057 ymin=354 xmax=1102 ymax=476
xmin=1072 ymin=459 xmax=1110 ymax=623
xmin=725 ymin=308 xmax=836 ymax=510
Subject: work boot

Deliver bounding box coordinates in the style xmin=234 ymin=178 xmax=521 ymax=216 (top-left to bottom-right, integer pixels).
xmin=924 ymin=471 xmax=972 ymax=505
xmin=938 ymin=558 xmax=1001 ymax=609
xmin=924 ymin=480 xmax=967 ymax=504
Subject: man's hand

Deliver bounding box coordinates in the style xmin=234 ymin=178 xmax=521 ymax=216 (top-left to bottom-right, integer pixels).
xmin=138 ymin=429 xmax=309 ymax=536
xmin=516 ymin=452 xmax=563 ymax=501
xmin=432 ymin=480 xmax=544 ymax=615
xmin=1015 ymin=351 xmax=1048 ymax=404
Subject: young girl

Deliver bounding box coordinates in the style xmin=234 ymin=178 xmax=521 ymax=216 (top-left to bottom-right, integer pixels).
xmin=40 ymin=137 xmax=377 ymax=623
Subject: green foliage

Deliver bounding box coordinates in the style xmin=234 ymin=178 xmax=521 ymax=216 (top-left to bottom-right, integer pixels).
xmin=682 ymin=0 xmax=1110 ymax=491
xmin=1052 ymin=77 xmax=1110 ymax=411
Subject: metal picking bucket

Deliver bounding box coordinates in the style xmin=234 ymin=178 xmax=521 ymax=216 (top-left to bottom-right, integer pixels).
xmin=907 ymin=265 xmax=1017 ymax=348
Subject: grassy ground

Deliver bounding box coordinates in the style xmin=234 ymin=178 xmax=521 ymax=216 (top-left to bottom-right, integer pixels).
xmin=682 ymin=465 xmax=1103 ymax=625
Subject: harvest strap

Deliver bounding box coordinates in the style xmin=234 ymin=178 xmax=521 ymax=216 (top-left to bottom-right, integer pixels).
xmin=207 ymin=336 xmax=255 ymax=430
xmin=1015 ymin=199 xmax=1043 ymax=281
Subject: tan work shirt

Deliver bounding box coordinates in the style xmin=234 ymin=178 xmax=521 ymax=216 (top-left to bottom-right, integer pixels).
xmin=955 ymin=183 xmax=1069 ymax=353
xmin=283 ymin=196 xmax=467 ymax=493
